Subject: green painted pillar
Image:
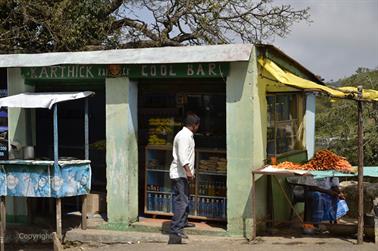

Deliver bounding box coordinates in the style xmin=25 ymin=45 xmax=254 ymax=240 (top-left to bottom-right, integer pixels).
xmin=6 ymin=68 xmax=35 ymax=223
xmin=226 ymin=46 xmax=267 ymax=238
xmin=105 ymin=77 xmax=138 ymax=225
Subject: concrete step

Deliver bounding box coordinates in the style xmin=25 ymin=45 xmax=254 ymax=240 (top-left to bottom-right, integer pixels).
xmin=64 ymin=228 xmax=241 ymax=245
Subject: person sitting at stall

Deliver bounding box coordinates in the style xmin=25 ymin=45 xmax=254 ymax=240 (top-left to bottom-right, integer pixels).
xmin=299 ymin=176 xmax=349 ymax=234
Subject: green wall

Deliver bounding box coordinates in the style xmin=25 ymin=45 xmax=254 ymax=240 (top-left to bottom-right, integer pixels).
xmin=226 ymin=46 xmax=268 ymax=238
xmin=6 ymin=68 xmax=35 ymax=223
xmin=105 ymin=77 xmax=138 ymax=225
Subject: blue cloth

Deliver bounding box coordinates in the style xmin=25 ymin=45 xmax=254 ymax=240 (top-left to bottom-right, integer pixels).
xmin=336 ymin=199 xmax=349 ymax=219
xmin=306 ymin=191 xmax=349 ymax=223
xmin=309 ymin=166 xmax=378 ymax=179
xmin=0 ymin=161 xmax=91 ymax=198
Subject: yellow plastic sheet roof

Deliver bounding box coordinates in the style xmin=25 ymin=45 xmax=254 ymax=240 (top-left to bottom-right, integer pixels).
xmin=338 ymin=87 xmax=378 ymax=102
xmin=258 ymin=58 xmax=378 ymax=102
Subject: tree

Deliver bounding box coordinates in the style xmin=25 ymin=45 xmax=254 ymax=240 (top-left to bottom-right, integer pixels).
xmin=316 ymin=69 xmax=378 ymax=166
xmin=0 ymin=0 xmax=310 ymax=53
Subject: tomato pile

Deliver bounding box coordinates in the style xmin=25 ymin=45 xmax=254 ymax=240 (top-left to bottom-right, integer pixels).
xmin=274 ymin=150 xmax=355 ymax=173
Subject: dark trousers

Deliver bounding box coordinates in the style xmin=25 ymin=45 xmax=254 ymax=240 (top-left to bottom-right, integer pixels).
xmin=170 ymin=178 xmax=189 ymax=234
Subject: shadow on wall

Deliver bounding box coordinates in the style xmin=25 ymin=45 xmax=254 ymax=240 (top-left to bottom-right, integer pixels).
xmin=242 ymin=175 xmax=268 ymax=239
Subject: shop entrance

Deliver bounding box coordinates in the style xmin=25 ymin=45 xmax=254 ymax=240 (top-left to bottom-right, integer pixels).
xmin=32 ymin=82 xmax=106 ymax=217
xmin=137 ymin=78 xmax=227 ymax=224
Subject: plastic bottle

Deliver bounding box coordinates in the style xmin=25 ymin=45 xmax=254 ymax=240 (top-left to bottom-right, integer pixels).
xmin=162 ymin=195 xmax=167 ymax=212
xmin=167 ymin=194 xmax=172 ymax=213
xmin=189 ymin=197 xmax=194 ymax=215
xmin=210 ymin=199 xmax=215 ymax=218
xmin=215 ymin=199 xmax=220 ymax=217
xmin=220 ymin=199 xmax=225 ymax=218
xmin=147 ymin=193 xmax=153 ymax=211
xmin=158 ymin=194 xmax=163 ymax=211
xmin=153 ymin=194 xmax=158 ymax=211
xmin=205 ymin=198 xmax=210 ymax=217
xmin=199 ymin=198 xmax=204 ymax=216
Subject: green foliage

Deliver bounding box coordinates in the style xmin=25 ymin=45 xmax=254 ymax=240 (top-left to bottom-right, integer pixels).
xmin=316 ymin=68 xmax=378 ymax=166
xmin=0 ymin=0 xmax=116 ymax=52
xmin=0 ymin=0 xmax=310 ymax=53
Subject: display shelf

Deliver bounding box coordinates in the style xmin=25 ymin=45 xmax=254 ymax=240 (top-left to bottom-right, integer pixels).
xmin=144 ymin=145 xmax=227 ymax=221
xmin=147 ymin=169 xmax=170 ymax=173
xmin=198 ymin=171 xmax=226 ymax=176
xmin=146 ymin=191 xmax=172 ymax=194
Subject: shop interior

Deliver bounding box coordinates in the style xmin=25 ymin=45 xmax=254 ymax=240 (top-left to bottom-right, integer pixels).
xmin=30 ymin=82 xmax=106 ymax=219
xmin=137 ymin=78 xmax=227 ymax=223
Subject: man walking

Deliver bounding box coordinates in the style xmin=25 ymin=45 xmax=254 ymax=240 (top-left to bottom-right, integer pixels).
xmin=169 ymin=113 xmax=200 ymax=242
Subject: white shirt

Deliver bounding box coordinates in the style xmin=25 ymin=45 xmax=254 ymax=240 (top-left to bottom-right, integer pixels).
xmin=169 ymin=127 xmax=195 ymax=179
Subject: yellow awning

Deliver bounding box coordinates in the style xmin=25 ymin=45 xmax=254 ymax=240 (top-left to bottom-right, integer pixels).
xmin=338 ymin=87 xmax=378 ymax=102
xmin=258 ymin=58 xmax=378 ymax=102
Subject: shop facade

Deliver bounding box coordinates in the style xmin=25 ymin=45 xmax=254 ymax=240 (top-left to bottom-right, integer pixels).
xmin=0 ymin=44 xmax=319 ymax=238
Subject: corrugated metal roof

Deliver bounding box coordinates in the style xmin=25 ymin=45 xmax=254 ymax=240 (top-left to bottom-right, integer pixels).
xmin=0 ymin=44 xmax=253 ymax=68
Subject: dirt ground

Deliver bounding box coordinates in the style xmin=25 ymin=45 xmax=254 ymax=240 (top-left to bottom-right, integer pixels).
xmin=62 ymin=237 xmax=376 ymax=251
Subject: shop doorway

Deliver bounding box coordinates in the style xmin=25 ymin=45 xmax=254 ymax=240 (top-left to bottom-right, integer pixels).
xmin=137 ymin=78 xmax=227 ymax=224
xmin=32 ymin=82 xmax=106 ymax=218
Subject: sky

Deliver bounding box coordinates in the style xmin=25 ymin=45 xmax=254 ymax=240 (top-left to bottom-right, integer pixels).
xmin=274 ymin=0 xmax=378 ymax=82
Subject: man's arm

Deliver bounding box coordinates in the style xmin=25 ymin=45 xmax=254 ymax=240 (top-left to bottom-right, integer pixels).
xmin=310 ymin=185 xmax=345 ymax=199
xmin=183 ymin=164 xmax=193 ymax=181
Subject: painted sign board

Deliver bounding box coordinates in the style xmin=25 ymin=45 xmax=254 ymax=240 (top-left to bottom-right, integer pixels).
xmin=21 ymin=63 xmax=229 ymax=80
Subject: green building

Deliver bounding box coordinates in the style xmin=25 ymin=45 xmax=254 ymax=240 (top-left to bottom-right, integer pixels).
xmin=0 ymin=44 xmax=320 ymax=238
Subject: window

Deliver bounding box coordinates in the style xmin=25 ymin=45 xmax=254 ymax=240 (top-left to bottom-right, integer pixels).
xmin=267 ymin=93 xmax=303 ymax=155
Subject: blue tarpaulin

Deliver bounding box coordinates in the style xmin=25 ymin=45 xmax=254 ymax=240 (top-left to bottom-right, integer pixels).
xmin=309 ymin=166 xmax=378 ymax=179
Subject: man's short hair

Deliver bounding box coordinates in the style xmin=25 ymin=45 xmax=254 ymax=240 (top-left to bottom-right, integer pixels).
xmin=184 ymin=112 xmax=200 ymax=127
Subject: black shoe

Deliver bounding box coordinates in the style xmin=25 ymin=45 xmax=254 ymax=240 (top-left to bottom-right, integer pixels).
xmin=184 ymin=222 xmax=196 ymax=228
xmin=168 ymin=234 xmax=182 ymax=244
xmin=176 ymin=232 xmax=189 ymax=239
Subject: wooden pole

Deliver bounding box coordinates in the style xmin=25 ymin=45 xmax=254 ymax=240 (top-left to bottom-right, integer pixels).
xmin=0 ymin=197 xmax=5 ymax=231
xmin=56 ymin=198 xmax=62 ymax=241
xmin=81 ymin=195 xmax=88 ymax=230
xmin=0 ymin=196 xmax=4 ymax=251
xmin=252 ymin=172 xmax=257 ymax=241
xmin=357 ymin=86 xmax=364 ymax=244
xmin=266 ymin=175 xmax=273 ymax=230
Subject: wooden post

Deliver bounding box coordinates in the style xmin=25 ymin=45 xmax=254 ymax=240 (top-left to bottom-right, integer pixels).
xmin=52 ymin=232 xmax=63 ymax=251
xmin=0 ymin=196 xmax=4 ymax=251
xmin=56 ymin=198 xmax=62 ymax=241
xmin=266 ymin=175 xmax=273 ymax=230
xmin=0 ymin=218 xmax=3 ymax=251
xmin=357 ymin=86 xmax=364 ymax=244
xmin=0 ymin=197 xmax=5 ymax=231
xmin=81 ymin=195 xmax=88 ymax=230
xmin=252 ymin=172 xmax=257 ymax=241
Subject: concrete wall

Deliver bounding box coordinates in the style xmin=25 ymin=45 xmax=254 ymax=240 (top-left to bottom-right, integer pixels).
xmin=226 ymin=46 xmax=267 ymax=238
xmin=6 ymin=68 xmax=35 ymax=222
xmin=105 ymin=77 xmax=138 ymax=225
